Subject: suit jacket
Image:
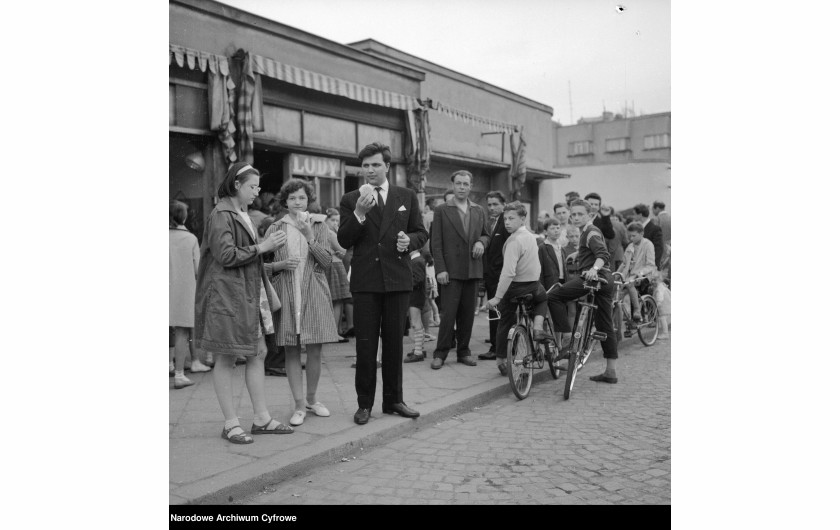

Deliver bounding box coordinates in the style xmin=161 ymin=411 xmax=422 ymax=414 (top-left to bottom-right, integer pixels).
xmin=337 ymin=184 xmax=428 ymax=293
xmin=593 ymin=214 xmax=615 ymax=240
xmin=483 ymin=214 xmax=511 ymax=285
xmin=643 ymin=220 xmax=665 ymax=269
xmin=431 ymin=199 xmax=490 ymax=280
xmin=538 ymin=242 xmax=568 ymax=291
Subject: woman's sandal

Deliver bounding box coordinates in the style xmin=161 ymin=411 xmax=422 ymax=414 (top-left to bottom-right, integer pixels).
xmin=221 ymin=425 xmax=254 ymax=444
xmin=251 ymin=418 xmax=294 ymax=435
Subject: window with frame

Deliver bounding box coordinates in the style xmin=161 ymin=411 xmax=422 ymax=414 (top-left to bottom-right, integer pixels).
xmin=568 ymin=140 xmax=593 ymax=156
xmin=605 ymin=137 xmax=630 ymax=152
xmin=644 ymin=133 xmax=670 ymax=150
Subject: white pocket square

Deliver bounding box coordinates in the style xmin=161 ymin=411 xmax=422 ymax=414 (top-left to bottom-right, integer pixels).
xmin=398 ymin=205 xmax=407 ymax=212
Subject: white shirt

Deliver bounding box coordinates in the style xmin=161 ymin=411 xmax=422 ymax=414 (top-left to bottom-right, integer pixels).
xmin=354 ymin=179 xmax=390 ymax=224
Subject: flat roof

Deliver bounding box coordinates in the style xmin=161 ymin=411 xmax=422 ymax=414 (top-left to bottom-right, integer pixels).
xmin=348 ymin=39 xmax=554 ymax=114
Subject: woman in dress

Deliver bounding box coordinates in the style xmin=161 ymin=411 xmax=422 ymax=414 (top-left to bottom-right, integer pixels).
xmin=169 ymin=200 xmax=210 ymax=388
xmin=325 ymin=208 xmax=353 ymax=340
xmin=264 ymin=179 xmax=339 ymax=426
xmin=194 ymin=162 xmax=294 ymax=444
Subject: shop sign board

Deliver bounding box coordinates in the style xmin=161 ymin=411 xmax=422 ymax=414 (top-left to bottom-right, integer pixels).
xmin=291 ymin=154 xmax=341 ymax=179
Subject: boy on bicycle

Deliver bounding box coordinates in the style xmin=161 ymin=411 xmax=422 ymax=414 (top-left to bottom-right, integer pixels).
xmin=486 ymin=202 xmax=550 ymax=377
xmin=618 ymin=222 xmax=656 ymax=323
xmin=546 ymin=199 xmax=619 ymax=384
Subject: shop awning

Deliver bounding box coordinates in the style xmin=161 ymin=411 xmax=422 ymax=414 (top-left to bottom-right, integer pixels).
xmin=251 ymin=54 xmax=418 ymax=111
xmin=432 ymin=101 xmax=519 ymax=134
xmin=169 ymin=44 xmax=229 ymax=76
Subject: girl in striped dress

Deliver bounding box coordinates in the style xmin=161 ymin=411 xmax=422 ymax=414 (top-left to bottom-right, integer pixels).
xmin=264 ymin=179 xmax=339 ymax=427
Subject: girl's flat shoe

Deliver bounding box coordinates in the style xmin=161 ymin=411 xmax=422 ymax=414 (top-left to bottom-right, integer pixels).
xmin=306 ymin=402 xmax=330 ymax=417
xmin=250 ymin=418 xmax=294 ymax=435
xmin=289 ymin=410 xmax=306 ymax=426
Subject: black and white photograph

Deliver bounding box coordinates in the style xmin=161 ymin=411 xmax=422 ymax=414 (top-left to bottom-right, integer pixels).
xmin=167 ymin=0 xmax=670 ymax=509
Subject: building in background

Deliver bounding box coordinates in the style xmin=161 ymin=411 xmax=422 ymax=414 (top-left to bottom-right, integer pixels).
xmin=540 ymin=111 xmax=671 ymax=215
xmin=170 ymin=0 xmax=568 ymax=240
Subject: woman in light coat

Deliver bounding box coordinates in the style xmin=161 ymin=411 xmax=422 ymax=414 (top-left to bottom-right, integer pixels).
xmin=264 ymin=179 xmax=339 ymax=427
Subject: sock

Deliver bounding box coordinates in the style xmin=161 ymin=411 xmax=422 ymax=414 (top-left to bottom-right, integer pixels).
xmin=413 ymin=328 xmax=424 ymax=354
xmin=174 ymin=370 xmax=186 ymax=379
xmin=224 ymin=418 xmax=241 ymax=431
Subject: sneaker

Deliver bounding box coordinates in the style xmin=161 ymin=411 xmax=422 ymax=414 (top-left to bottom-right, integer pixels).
xmin=306 ymin=402 xmax=330 ymax=417
xmin=289 ymin=410 xmax=306 ymax=426
xmin=190 ymin=360 xmax=212 ymax=373
xmin=173 ymin=374 xmax=194 ymax=389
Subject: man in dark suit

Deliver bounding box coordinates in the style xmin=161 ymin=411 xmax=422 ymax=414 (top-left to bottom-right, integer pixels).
xmin=584 ymin=192 xmax=616 ymax=241
xmin=338 ymin=143 xmax=428 ymax=425
xmin=633 ymin=203 xmax=665 ymax=269
xmin=478 ymin=191 xmax=510 ymax=360
xmin=428 ymin=170 xmax=490 ymax=369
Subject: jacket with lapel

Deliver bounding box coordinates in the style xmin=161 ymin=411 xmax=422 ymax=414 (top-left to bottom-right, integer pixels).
xmin=430 ymin=199 xmax=490 ymax=281
xmin=643 ymin=220 xmax=664 ymax=269
xmin=538 ymin=241 xmax=570 ymax=291
xmin=483 ymin=213 xmax=511 ymax=285
xmin=337 ymin=183 xmax=428 ymax=293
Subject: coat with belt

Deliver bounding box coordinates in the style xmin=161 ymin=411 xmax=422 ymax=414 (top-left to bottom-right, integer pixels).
xmin=194 ymin=197 xmax=280 ymax=357
xmin=264 ymin=215 xmax=339 ymax=346
xmin=483 ymin=214 xmax=511 ymax=286
xmin=538 ymin=241 xmax=570 ymax=291
xmin=337 ymin=184 xmax=428 ymax=293
xmin=431 ymin=199 xmax=490 ymax=281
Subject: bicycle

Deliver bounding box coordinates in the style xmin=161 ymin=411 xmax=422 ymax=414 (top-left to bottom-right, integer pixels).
xmin=611 ymin=272 xmax=659 ymax=347
xmin=491 ymin=294 xmax=562 ymax=400
xmin=562 ymin=277 xmax=610 ymax=400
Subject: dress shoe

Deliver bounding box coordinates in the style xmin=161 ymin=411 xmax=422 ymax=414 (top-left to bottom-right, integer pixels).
xmin=532 ymin=329 xmax=553 ymax=343
xmin=404 ymin=351 xmax=426 ymax=363
xmin=590 ymin=373 xmax=618 ymax=384
xmin=354 ymin=408 xmax=370 ymax=425
xmin=342 ymin=328 xmax=355 ymax=338
xmin=431 ymin=358 xmax=444 ymax=370
xmin=457 ymin=356 xmax=477 ymax=366
xmin=382 ymin=402 xmax=420 ymax=418
xmin=477 ymin=351 xmax=496 ymax=360
xmin=497 ymin=363 xmax=508 ymax=376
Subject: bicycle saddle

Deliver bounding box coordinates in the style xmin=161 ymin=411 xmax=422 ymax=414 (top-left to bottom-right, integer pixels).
xmin=510 ymin=294 xmax=534 ymax=304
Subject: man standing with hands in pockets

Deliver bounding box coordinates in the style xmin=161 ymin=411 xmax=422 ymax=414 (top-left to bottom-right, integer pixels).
xmin=427 ymin=170 xmax=490 ymax=369
xmin=338 ymin=143 xmax=428 ymax=425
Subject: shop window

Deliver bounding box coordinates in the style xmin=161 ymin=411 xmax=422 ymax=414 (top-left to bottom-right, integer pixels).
xmin=260 ymin=105 xmax=302 ymax=145
xmin=169 ymin=85 xmax=176 ymax=126
xmin=357 ymin=124 xmax=403 ymax=159
xmin=303 ymin=114 xmax=356 ymax=153
xmin=644 ymin=133 xmax=670 ymax=150
xmin=170 ymin=84 xmax=209 ymax=131
xmin=568 ymin=140 xmax=593 ymax=156
xmin=605 ymin=137 xmax=630 ymax=153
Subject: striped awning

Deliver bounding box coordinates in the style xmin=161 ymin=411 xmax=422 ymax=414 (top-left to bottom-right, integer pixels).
xmin=432 ymin=101 xmax=519 ymax=134
xmin=170 ymin=44 xmax=230 ymax=76
xmin=251 ymin=54 xmax=418 ymax=111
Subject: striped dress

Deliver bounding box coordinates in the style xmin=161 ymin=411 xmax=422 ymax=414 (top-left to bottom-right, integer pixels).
xmin=265 ymin=215 xmax=340 ymax=346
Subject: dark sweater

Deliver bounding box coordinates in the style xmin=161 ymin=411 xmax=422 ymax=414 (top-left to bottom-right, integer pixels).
xmin=576 ymin=222 xmax=612 ymax=273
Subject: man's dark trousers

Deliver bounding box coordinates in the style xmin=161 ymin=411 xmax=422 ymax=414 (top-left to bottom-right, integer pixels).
xmin=433 ymin=279 xmax=478 ymax=361
xmin=353 ymin=291 xmax=409 ymax=409
xmin=485 ymin=280 xmax=499 ymax=353
xmin=546 ymin=276 xmax=618 ymax=359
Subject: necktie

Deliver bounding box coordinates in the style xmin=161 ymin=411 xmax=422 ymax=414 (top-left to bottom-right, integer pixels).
xmin=375 ymin=187 xmax=385 ymax=210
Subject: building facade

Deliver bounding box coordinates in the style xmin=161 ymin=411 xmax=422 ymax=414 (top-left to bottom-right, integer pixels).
xmin=170 ymin=0 xmax=567 ymax=240
xmin=540 ymin=112 xmax=671 ymax=215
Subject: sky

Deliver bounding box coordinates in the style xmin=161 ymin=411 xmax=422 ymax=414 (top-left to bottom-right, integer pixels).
xmin=217 ymin=0 xmax=670 ymax=124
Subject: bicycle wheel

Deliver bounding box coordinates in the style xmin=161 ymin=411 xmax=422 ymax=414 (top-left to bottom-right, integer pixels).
xmin=507 ymin=325 xmax=534 ymax=400
xmin=543 ymin=317 xmax=563 ymax=380
xmin=563 ymin=307 xmax=590 ymax=400
xmin=637 ymin=294 xmax=659 ymax=346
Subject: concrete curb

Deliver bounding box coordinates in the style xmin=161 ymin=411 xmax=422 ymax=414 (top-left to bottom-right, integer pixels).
xmin=178 ymin=368 xmax=557 ymax=505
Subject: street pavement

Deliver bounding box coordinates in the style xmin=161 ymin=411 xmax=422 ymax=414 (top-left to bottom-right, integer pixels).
xmin=170 ymin=314 xmax=670 ymax=505
xmin=241 ymin=337 xmax=670 ymax=505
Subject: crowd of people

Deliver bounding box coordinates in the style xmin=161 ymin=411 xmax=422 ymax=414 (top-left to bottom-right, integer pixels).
xmin=169 ymin=141 xmax=672 ymax=444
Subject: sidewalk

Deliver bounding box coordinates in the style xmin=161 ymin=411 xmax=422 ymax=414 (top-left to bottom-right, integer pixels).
xmin=169 ymin=314 xmax=554 ymax=505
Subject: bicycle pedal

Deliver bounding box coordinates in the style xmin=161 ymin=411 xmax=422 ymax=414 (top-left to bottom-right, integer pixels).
xmin=591 ymin=331 xmax=607 ymax=341
xmin=623 ymin=330 xmax=633 ymax=338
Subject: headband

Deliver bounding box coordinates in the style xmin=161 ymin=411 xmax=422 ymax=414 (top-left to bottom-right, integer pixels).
xmin=236 ymin=164 xmax=255 ymax=177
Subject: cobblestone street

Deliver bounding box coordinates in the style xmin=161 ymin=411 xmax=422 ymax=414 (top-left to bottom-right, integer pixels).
xmin=244 ymin=338 xmax=670 ymax=505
